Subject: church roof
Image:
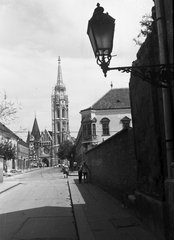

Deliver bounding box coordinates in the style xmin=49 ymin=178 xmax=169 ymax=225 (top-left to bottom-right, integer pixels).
xmin=81 ymin=88 xmax=130 ymax=112
xmin=26 ymin=131 xmax=30 ymax=143
xmin=40 ymin=129 xmax=52 ymax=142
xmin=31 ymin=117 xmax=41 ymax=142
xmin=48 ymin=131 xmax=52 ymax=137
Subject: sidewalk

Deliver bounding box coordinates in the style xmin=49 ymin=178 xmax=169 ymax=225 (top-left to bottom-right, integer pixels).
xmin=68 ymin=176 xmax=158 ymax=240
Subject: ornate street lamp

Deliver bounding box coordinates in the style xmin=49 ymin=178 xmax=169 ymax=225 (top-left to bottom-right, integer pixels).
xmin=87 ymin=3 xmax=115 ymax=75
xmin=87 ymin=3 xmax=174 ymax=88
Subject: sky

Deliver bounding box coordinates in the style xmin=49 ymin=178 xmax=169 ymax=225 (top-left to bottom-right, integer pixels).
xmin=0 ymin=0 xmax=154 ymax=140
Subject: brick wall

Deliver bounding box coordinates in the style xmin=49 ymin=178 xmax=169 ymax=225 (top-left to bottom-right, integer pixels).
xmin=86 ymin=128 xmax=137 ymax=203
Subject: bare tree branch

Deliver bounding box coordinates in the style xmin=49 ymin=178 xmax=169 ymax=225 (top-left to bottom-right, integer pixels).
xmin=0 ymin=91 xmax=21 ymax=125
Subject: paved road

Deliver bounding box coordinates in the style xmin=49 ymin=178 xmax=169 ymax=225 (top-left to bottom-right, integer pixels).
xmin=0 ymin=167 xmax=78 ymax=240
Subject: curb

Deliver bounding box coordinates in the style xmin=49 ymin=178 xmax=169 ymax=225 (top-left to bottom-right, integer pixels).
xmin=68 ymin=178 xmax=95 ymax=240
xmin=0 ymin=183 xmax=21 ymax=194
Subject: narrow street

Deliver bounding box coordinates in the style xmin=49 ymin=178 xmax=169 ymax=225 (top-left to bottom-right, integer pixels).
xmin=0 ymin=167 xmax=78 ymax=240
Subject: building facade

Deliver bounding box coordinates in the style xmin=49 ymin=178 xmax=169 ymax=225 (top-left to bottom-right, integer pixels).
xmin=76 ymin=88 xmax=131 ymax=163
xmin=40 ymin=129 xmax=52 ymax=167
xmin=51 ymin=57 xmax=70 ymax=165
xmin=17 ymin=139 xmax=29 ymax=170
xmin=0 ymin=122 xmax=29 ymax=171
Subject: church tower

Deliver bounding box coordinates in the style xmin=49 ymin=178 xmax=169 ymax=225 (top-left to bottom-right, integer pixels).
xmin=27 ymin=116 xmax=41 ymax=164
xmin=51 ymin=57 xmax=70 ymax=165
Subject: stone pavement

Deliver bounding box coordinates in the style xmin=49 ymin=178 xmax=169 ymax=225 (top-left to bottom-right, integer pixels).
xmin=68 ymin=175 xmax=158 ymax=240
xmin=0 ymin=171 xmax=158 ymax=240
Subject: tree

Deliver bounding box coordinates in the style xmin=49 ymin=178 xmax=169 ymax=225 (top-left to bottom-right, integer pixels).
xmin=0 ymin=138 xmax=16 ymax=160
xmin=133 ymin=13 xmax=153 ymax=46
xmin=0 ymin=91 xmax=21 ymax=124
xmin=58 ymin=140 xmax=75 ymax=161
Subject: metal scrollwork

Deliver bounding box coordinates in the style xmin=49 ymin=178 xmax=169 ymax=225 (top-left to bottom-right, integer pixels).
xmin=105 ymin=64 xmax=174 ymax=88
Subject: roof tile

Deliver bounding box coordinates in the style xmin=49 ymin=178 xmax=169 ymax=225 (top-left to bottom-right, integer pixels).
xmin=91 ymin=88 xmax=130 ymax=110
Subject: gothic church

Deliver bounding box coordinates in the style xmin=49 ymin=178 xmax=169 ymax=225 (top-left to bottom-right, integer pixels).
xmin=27 ymin=57 xmax=70 ymax=166
xmin=51 ymin=57 xmax=70 ymax=165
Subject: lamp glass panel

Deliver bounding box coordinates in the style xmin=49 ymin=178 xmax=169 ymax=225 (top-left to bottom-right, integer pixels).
xmin=92 ymin=22 xmax=114 ymax=55
xmin=88 ymin=25 xmax=97 ymax=56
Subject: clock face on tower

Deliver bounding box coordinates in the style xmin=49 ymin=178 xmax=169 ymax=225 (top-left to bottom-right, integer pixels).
xmin=44 ymin=147 xmax=50 ymax=154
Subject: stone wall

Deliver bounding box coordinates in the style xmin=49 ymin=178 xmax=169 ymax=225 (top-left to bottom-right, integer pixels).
xmin=130 ymin=33 xmax=164 ymax=200
xmin=86 ymin=128 xmax=137 ymax=203
xmin=129 ymin=2 xmax=174 ymax=239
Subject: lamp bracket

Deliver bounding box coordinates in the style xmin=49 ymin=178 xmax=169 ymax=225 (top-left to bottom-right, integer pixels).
xmin=97 ymin=57 xmax=174 ymax=88
xmin=109 ymin=64 xmax=174 ymax=88
xmin=96 ymin=55 xmax=112 ymax=77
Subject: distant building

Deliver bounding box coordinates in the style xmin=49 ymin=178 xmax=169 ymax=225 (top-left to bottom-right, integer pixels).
xmin=17 ymin=139 xmax=29 ymax=170
xmin=40 ymin=129 xmax=52 ymax=167
xmin=76 ymin=88 xmax=131 ymax=163
xmin=27 ymin=117 xmax=52 ymax=167
xmin=0 ymin=122 xmax=29 ymax=171
xmin=51 ymin=57 xmax=70 ymax=165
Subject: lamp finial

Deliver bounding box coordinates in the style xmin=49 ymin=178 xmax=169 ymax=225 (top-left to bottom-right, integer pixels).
xmin=111 ymin=82 xmax=113 ymax=89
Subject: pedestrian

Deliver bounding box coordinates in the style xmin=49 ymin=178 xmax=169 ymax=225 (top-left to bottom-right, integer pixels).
xmin=78 ymin=163 xmax=83 ymax=183
xmin=82 ymin=161 xmax=90 ymax=183
xmin=63 ymin=165 xmax=69 ymax=178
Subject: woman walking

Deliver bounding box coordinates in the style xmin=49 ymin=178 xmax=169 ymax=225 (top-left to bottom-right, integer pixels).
xmin=82 ymin=162 xmax=90 ymax=183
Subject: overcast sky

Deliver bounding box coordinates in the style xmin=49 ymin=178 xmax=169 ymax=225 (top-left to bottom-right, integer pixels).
xmin=0 ymin=0 xmax=154 ymax=140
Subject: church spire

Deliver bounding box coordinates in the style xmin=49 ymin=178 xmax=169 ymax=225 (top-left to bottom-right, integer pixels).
xmin=57 ymin=56 xmax=63 ymax=86
xmin=31 ymin=117 xmax=41 ymax=142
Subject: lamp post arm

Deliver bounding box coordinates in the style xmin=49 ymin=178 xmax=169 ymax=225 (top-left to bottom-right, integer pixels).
xmin=106 ymin=63 xmax=174 ymax=88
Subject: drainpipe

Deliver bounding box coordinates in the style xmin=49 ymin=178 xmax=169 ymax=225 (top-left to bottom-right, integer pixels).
xmin=155 ymin=0 xmax=174 ymax=238
xmin=155 ymin=0 xmax=174 ymax=180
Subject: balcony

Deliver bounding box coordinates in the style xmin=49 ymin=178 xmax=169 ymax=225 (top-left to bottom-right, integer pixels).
xmin=82 ymin=135 xmax=98 ymax=144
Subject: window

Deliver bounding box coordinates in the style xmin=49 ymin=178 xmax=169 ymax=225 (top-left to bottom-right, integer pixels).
xmin=103 ymin=123 xmax=109 ymax=135
xmin=62 ymin=108 xmax=65 ymax=118
xmin=62 ymin=122 xmax=66 ymax=132
xmin=120 ymin=116 xmax=131 ymax=129
xmin=83 ymin=125 xmax=87 ymax=136
xmin=87 ymin=124 xmax=91 ymax=135
xmin=101 ymin=118 xmax=110 ymax=136
xmin=57 ymin=122 xmax=60 ymax=131
xmin=57 ymin=134 xmax=60 ymax=144
xmin=92 ymin=123 xmax=96 ymax=136
xmin=57 ymin=108 xmax=60 ymax=118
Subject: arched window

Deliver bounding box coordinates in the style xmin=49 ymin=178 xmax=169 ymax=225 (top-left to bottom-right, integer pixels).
xmin=120 ymin=116 xmax=131 ymax=129
xmin=62 ymin=108 xmax=65 ymax=118
xmin=57 ymin=122 xmax=60 ymax=131
xmin=57 ymin=134 xmax=60 ymax=144
xmin=92 ymin=118 xmax=97 ymax=136
xmin=92 ymin=123 xmax=96 ymax=136
xmin=63 ymin=121 xmax=66 ymax=131
xmin=57 ymin=108 xmax=60 ymax=118
xmin=100 ymin=118 xmax=110 ymax=136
